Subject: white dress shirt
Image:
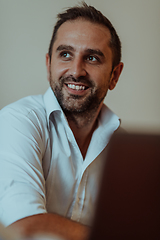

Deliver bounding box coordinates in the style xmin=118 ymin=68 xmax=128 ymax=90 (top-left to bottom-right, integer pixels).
xmin=0 ymin=87 xmax=120 ymax=227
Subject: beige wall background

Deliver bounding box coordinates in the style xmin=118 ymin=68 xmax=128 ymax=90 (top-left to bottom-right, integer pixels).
xmin=0 ymin=0 xmax=160 ymax=133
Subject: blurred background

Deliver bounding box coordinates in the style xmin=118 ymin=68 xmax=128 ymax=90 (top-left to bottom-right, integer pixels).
xmin=0 ymin=0 xmax=160 ymax=133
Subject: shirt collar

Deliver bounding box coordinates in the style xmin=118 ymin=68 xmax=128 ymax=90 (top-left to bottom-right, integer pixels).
xmin=98 ymin=104 xmax=120 ymax=129
xmin=43 ymin=87 xmax=64 ymax=127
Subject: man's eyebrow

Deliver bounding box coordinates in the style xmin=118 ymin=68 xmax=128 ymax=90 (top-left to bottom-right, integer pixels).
xmin=85 ymin=49 xmax=105 ymax=58
xmin=56 ymin=45 xmax=75 ymax=52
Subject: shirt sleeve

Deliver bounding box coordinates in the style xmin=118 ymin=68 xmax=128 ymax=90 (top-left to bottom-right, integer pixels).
xmin=0 ymin=103 xmax=47 ymax=226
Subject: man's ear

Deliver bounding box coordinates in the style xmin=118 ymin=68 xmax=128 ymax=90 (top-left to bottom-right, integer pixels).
xmin=109 ymin=62 xmax=124 ymax=90
xmin=46 ymin=53 xmax=51 ymax=82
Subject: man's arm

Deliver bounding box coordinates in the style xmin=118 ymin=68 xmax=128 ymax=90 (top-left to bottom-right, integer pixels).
xmin=7 ymin=213 xmax=91 ymax=240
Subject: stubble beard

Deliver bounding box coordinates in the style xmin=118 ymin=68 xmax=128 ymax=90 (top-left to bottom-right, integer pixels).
xmin=49 ymin=74 xmax=108 ymax=127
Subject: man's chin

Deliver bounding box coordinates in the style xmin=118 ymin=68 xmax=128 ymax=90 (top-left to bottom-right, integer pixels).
xmin=61 ymin=103 xmax=88 ymax=113
xmin=59 ymin=95 xmax=89 ymax=111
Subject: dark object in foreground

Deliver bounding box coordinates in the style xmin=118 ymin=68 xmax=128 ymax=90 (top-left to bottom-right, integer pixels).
xmin=90 ymin=132 xmax=160 ymax=240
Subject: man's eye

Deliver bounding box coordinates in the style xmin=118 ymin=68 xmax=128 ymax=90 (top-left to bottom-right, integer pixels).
xmin=60 ymin=52 xmax=71 ymax=59
xmin=87 ymin=55 xmax=99 ymax=62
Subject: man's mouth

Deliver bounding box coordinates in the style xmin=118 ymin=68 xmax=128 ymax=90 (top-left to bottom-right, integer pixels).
xmin=65 ymin=83 xmax=88 ymax=91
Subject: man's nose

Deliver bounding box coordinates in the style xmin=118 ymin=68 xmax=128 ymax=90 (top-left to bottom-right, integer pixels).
xmin=69 ymin=57 xmax=87 ymax=79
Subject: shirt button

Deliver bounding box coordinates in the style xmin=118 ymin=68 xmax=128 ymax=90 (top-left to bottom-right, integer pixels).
xmin=67 ymin=133 xmax=71 ymax=142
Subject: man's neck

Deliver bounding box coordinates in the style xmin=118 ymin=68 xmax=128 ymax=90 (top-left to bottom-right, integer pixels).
xmin=64 ymin=109 xmax=101 ymax=159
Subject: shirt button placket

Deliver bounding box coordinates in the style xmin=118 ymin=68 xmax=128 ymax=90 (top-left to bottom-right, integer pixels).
xmin=71 ymin=169 xmax=88 ymax=222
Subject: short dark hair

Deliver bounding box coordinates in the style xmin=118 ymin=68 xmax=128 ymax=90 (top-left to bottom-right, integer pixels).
xmin=48 ymin=2 xmax=122 ymax=68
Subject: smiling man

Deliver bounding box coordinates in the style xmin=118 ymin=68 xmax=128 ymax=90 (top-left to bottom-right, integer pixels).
xmin=0 ymin=2 xmax=123 ymax=240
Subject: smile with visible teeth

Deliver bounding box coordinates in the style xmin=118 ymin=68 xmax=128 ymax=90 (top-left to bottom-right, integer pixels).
xmin=66 ymin=84 xmax=87 ymax=91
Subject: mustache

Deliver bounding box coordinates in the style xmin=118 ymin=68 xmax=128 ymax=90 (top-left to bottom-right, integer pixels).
xmin=59 ymin=75 xmax=94 ymax=88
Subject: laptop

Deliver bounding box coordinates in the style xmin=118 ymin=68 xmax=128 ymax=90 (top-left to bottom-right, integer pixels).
xmin=89 ymin=132 xmax=160 ymax=240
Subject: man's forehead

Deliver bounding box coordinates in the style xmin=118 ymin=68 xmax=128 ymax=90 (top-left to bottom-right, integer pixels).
xmin=60 ymin=18 xmax=110 ymax=33
xmin=54 ymin=19 xmax=112 ymax=49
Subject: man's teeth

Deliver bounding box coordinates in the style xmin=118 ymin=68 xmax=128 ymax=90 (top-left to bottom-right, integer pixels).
xmin=67 ymin=84 xmax=86 ymax=90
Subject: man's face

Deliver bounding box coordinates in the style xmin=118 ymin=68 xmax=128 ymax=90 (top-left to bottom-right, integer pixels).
xmin=46 ymin=19 xmax=119 ymax=114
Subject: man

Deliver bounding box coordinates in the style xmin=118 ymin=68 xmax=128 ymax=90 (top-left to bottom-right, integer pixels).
xmin=0 ymin=2 xmax=123 ymax=240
